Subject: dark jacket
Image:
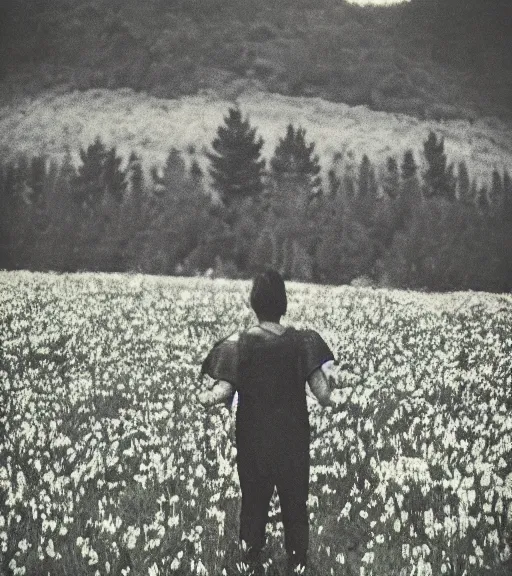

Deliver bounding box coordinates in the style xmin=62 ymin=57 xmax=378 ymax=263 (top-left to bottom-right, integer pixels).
xmin=201 ymin=326 xmax=335 ymax=478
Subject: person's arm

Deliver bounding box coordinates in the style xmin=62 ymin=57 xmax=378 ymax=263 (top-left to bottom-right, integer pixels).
xmin=307 ymin=361 xmax=352 ymax=408
xmin=198 ymin=380 xmax=235 ymax=408
xmin=199 ymin=331 xmax=239 ymax=409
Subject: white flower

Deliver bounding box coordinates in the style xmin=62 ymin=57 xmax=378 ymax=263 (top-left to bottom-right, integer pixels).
xmin=195 ymin=464 xmax=206 ymax=479
xmin=46 ymin=539 xmax=55 ymax=558
xmin=18 ymin=539 xmax=29 ymax=552
xmin=89 ymin=550 xmax=99 ymax=565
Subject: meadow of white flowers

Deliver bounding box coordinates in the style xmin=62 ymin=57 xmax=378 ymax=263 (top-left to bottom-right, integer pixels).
xmin=0 ymin=271 xmax=511 ymax=576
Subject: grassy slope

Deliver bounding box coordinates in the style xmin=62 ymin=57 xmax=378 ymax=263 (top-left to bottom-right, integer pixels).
xmin=1 ymin=87 xmax=511 ymax=187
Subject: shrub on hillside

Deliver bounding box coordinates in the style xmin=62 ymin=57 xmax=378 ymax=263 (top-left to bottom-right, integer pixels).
xmin=426 ymin=103 xmax=470 ymax=122
xmin=150 ymin=24 xmax=200 ymax=59
xmin=126 ymin=51 xmax=152 ymax=90
xmin=146 ymin=58 xmax=197 ymax=97
xmin=336 ymin=20 xmax=375 ymax=50
xmin=378 ymin=71 xmax=417 ymax=99
xmin=333 ymin=84 xmax=373 ymax=107
xmin=251 ymin=58 xmax=279 ymax=80
xmin=302 ymin=65 xmax=332 ymax=88
xmin=247 ymin=22 xmax=278 ymax=42
xmin=350 ymin=275 xmax=375 ymax=289
xmin=310 ymin=27 xmax=348 ymax=61
xmin=374 ymin=93 xmax=427 ymax=118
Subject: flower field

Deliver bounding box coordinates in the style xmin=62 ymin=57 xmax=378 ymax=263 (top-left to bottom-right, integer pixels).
xmin=1 ymin=271 xmax=511 ymax=576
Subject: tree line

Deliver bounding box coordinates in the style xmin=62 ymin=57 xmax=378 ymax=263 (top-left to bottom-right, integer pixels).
xmin=1 ymin=107 xmax=511 ymax=292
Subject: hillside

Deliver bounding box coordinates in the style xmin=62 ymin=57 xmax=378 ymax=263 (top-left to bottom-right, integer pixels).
xmin=1 ymin=87 xmax=511 ymax=186
xmin=1 ymin=0 xmax=511 ymax=121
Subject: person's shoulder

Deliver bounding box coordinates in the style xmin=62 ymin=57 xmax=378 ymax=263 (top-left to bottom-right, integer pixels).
xmin=295 ymin=327 xmax=320 ymax=335
xmin=213 ymin=331 xmax=240 ymax=346
xmin=295 ymin=327 xmax=323 ymax=341
xmin=296 ymin=328 xmax=335 ymax=362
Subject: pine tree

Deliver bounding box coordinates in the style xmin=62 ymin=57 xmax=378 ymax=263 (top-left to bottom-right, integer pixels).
xmin=327 ymin=168 xmax=341 ymax=199
xmin=320 ymin=167 xmax=342 ymax=233
xmin=206 ymin=106 xmax=266 ymax=209
xmin=476 ymin=185 xmax=489 ymax=211
xmin=401 ymin=149 xmax=418 ymax=181
xmin=422 ymin=131 xmax=456 ymax=201
xmin=457 ymin=160 xmax=471 ymax=203
xmin=373 ymin=157 xmax=399 ymax=257
xmin=74 ymin=137 xmax=107 ymax=208
xmin=49 ymin=146 xmax=78 ymax=271
xmin=190 ymin=159 xmax=203 ymax=183
xmin=343 ymin=151 xmax=357 ymax=203
xmin=74 ymin=136 xmax=127 ymax=209
xmin=358 ymin=154 xmax=374 ymax=198
xmin=469 ymin=179 xmax=478 ymax=207
xmin=163 ymin=147 xmax=187 ymax=190
xmin=489 ymin=168 xmax=504 ymax=217
xmin=121 ymin=152 xmax=146 ymax=271
xmin=270 ymin=124 xmax=322 ymax=207
xmin=0 ymin=161 xmax=14 ymax=268
xmin=60 ymin=145 xmax=76 ymax=184
xmin=249 ymin=229 xmax=278 ymax=274
xmin=355 ymin=154 xmax=378 ymax=227
xmin=38 ymin=158 xmax=64 ymax=271
xmin=289 ymin=239 xmax=314 ymax=282
xmin=316 ymin=213 xmax=376 ymax=285
xmin=503 ymin=169 xmax=512 ymax=289
xmin=103 ymin=147 xmax=128 ymax=203
xmin=5 ymin=155 xmax=34 ymax=269
xmin=267 ymin=125 xmax=323 ymax=276
xmin=396 ymin=149 xmax=422 ymax=233
xmin=29 ymin=155 xmax=47 ymax=205
xmin=128 ymin=152 xmax=144 ymax=199
xmin=72 ymin=137 xmax=127 ymax=271
xmin=504 ymin=169 xmax=512 ymax=223
xmin=383 ymin=156 xmax=399 ymax=199
xmin=26 ymin=155 xmax=51 ymax=269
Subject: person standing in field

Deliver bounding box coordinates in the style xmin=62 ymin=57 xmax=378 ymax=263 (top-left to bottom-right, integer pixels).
xmin=198 ymin=269 xmax=351 ymax=576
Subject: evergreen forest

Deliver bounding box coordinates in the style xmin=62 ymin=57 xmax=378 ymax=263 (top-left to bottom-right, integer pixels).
xmin=1 ymin=107 xmax=511 ymax=293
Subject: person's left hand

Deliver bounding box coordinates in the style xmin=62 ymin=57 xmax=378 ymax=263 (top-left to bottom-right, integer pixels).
xmin=197 ymin=391 xmax=210 ymax=408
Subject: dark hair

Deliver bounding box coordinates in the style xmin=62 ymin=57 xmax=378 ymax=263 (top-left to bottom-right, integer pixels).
xmin=250 ymin=269 xmax=287 ymax=321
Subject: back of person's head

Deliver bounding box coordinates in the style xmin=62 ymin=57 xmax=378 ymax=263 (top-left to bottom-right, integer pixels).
xmin=250 ymin=268 xmax=287 ymax=322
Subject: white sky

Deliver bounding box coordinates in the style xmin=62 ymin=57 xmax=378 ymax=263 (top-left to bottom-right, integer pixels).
xmin=348 ymin=0 xmax=410 ymax=5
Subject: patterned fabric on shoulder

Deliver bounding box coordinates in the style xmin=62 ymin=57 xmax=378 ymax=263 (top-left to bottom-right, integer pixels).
xmin=298 ymin=329 xmax=336 ymax=379
xmin=200 ymin=332 xmax=240 ymax=387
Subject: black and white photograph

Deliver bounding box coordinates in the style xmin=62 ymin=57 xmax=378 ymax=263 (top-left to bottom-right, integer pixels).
xmin=0 ymin=1 xmax=511 ymax=575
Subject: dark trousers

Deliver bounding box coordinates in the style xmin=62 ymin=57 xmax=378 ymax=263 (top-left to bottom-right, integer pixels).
xmin=238 ymin=456 xmax=309 ymax=572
